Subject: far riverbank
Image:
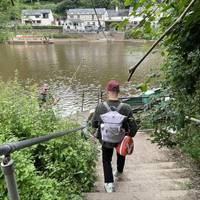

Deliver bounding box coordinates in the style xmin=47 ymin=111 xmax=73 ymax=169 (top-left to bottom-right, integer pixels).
xmin=52 ymin=38 xmax=156 ymax=44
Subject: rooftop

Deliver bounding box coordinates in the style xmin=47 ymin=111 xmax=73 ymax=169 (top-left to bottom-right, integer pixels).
xmin=67 ymin=8 xmax=107 ymax=15
xmin=107 ymin=9 xmax=129 ymax=17
xmin=21 ymin=9 xmax=52 ymax=16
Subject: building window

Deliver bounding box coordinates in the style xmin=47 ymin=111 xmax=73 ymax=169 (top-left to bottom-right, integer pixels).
xmin=37 ymin=20 xmax=41 ymax=24
xmin=35 ymin=15 xmax=40 ymax=18
xmin=25 ymin=20 xmax=31 ymax=24
xmin=77 ymin=14 xmax=80 ymax=19
xmin=92 ymin=15 xmax=94 ymax=20
xmin=87 ymin=22 xmax=90 ymax=25
xmin=93 ymin=22 xmax=95 ymax=26
xmin=70 ymin=15 xmax=74 ymax=19
xmin=43 ymin=13 xmax=49 ymax=19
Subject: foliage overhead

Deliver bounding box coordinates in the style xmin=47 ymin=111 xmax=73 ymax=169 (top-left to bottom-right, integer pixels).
xmin=128 ymin=0 xmax=200 ymax=162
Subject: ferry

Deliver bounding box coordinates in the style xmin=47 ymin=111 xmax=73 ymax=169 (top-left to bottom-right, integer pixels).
xmin=8 ymin=35 xmax=54 ymax=44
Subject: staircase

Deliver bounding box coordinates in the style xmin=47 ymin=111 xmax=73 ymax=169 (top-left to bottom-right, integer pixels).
xmin=85 ymin=132 xmax=199 ymax=200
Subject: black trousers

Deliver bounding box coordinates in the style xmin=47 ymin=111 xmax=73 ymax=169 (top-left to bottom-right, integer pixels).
xmin=102 ymin=146 xmax=126 ymax=183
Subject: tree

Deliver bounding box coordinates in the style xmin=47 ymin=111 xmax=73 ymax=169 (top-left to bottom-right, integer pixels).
xmin=127 ymin=0 xmax=200 ymax=162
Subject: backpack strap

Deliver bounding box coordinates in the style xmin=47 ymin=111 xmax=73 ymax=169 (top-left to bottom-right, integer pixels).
xmin=103 ymin=102 xmax=111 ymax=112
xmin=117 ymin=103 xmax=124 ymax=112
xmin=103 ymin=102 xmax=124 ymax=112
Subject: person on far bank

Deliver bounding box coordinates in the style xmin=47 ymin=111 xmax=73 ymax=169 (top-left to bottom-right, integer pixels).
xmin=38 ymin=83 xmax=60 ymax=109
xmin=91 ymin=80 xmax=138 ymax=193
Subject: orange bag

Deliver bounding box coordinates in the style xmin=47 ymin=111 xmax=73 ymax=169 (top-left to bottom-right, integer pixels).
xmin=116 ymin=136 xmax=134 ymax=156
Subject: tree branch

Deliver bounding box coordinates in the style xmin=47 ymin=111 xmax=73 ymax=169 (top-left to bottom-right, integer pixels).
xmin=128 ymin=0 xmax=197 ymax=82
xmin=10 ymin=0 xmax=15 ymax=6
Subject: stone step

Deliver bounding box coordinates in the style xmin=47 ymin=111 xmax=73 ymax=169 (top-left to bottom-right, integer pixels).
xmin=93 ymin=178 xmax=191 ymax=192
xmin=96 ymin=161 xmax=179 ymax=170
xmin=85 ymin=190 xmax=199 ymax=200
xmin=96 ymin=168 xmax=190 ymax=181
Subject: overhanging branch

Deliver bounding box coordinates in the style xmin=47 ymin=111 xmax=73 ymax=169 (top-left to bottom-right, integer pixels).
xmin=10 ymin=0 xmax=15 ymax=6
xmin=128 ymin=0 xmax=197 ymax=82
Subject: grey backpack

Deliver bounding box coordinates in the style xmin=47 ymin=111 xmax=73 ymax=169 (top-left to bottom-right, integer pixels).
xmin=100 ymin=102 xmax=126 ymax=143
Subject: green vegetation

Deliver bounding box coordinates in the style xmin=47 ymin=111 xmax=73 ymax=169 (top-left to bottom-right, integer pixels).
xmin=2 ymin=0 xmax=125 ymax=19
xmin=0 ymin=78 xmax=97 ymax=199
xmin=0 ymin=0 xmax=12 ymax=42
xmin=127 ymin=0 xmax=200 ymax=163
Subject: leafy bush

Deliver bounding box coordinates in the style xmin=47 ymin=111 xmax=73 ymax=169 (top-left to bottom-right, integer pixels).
xmin=125 ymin=28 xmax=157 ymax=40
xmin=32 ymin=26 xmax=63 ymax=30
xmin=16 ymin=25 xmax=63 ymax=30
xmin=51 ymin=33 xmax=82 ymax=39
xmin=0 ymin=79 xmax=97 ymax=199
xmin=0 ymin=31 xmax=9 ymax=43
xmin=127 ymin=0 xmax=200 ymax=163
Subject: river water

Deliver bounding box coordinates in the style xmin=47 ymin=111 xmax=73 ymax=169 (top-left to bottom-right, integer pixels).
xmin=0 ymin=41 xmax=162 ymax=116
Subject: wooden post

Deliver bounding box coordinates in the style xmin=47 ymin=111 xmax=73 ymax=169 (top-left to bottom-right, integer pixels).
xmin=100 ymin=90 xmax=103 ymax=102
xmin=97 ymin=90 xmax=100 ymax=104
xmin=81 ymin=91 xmax=84 ymax=112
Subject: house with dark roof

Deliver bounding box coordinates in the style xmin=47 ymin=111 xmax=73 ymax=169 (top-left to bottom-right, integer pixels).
xmin=107 ymin=8 xmax=129 ymax=22
xmin=128 ymin=7 xmax=143 ymax=27
xmin=21 ymin=9 xmax=54 ymax=25
xmin=64 ymin=8 xmax=108 ymax=32
xmin=105 ymin=7 xmax=129 ymax=30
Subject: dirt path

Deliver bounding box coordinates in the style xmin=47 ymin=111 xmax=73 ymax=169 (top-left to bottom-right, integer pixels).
xmin=85 ymin=132 xmax=199 ymax=200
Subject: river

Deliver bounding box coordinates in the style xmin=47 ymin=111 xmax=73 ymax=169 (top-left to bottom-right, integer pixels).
xmin=0 ymin=40 xmax=162 ymax=116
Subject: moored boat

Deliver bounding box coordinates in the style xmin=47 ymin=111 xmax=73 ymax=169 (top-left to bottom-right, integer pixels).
xmin=120 ymin=88 xmax=162 ymax=112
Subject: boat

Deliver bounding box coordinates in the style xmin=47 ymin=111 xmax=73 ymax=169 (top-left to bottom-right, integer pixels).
xmin=8 ymin=35 xmax=54 ymax=44
xmin=120 ymin=88 xmax=162 ymax=112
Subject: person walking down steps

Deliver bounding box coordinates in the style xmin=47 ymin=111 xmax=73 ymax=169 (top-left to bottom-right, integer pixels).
xmin=91 ymin=80 xmax=138 ymax=193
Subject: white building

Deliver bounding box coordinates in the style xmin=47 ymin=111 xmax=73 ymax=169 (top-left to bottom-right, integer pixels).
xmin=128 ymin=7 xmax=143 ymax=26
xmin=105 ymin=8 xmax=129 ymax=30
xmin=21 ymin=9 xmax=54 ymax=26
xmin=106 ymin=8 xmax=129 ymax=22
xmin=64 ymin=8 xmax=108 ymax=32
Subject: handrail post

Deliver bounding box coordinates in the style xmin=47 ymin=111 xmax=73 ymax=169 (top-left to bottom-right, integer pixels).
xmin=81 ymin=91 xmax=85 ymax=112
xmin=1 ymin=155 xmax=20 ymax=200
xmin=100 ymin=90 xmax=103 ymax=102
xmin=97 ymin=89 xmax=100 ymax=104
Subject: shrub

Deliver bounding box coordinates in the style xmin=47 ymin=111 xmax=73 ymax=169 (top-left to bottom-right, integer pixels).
xmin=16 ymin=25 xmax=63 ymax=30
xmin=0 ymin=79 xmax=97 ymax=199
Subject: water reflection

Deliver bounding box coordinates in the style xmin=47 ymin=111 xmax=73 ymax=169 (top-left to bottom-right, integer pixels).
xmin=0 ymin=41 xmax=162 ymax=116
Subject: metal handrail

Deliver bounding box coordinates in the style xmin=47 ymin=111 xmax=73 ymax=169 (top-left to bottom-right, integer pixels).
xmin=0 ymin=126 xmax=86 ymax=156
xmin=186 ymin=116 xmax=200 ymax=125
xmin=0 ymin=125 xmax=86 ymax=200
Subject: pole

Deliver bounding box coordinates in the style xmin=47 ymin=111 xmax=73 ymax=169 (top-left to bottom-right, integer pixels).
xmin=100 ymin=90 xmax=103 ymax=102
xmin=97 ymin=89 xmax=100 ymax=104
xmin=1 ymin=155 xmax=20 ymax=200
xmin=81 ymin=91 xmax=84 ymax=112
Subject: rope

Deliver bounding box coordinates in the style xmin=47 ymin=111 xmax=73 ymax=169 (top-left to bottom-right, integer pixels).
xmin=64 ymin=0 xmax=108 ymax=94
xmin=91 ymin=0 xmax=107 ymax=40
xmin=65 ymin=58 xmax=85 ymax=93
